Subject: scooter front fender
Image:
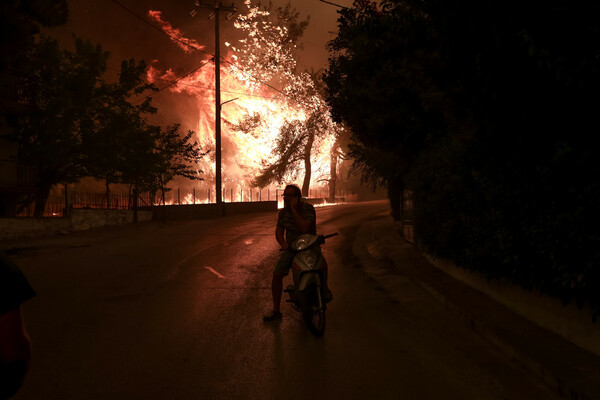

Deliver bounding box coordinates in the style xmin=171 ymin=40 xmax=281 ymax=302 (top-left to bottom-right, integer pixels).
xmin=297 ymin=271 xmax=322 ymax=291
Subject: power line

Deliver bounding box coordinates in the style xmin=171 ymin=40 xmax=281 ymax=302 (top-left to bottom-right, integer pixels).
xmin=319 ymin=0 xmax=349 ymax=9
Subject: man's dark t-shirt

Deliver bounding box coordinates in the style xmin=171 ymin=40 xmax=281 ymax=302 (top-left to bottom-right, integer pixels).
xmin=277 ymin=201 xmax=316 ymax=246
xmin=0 ymin=251 xmax=36 ymax=315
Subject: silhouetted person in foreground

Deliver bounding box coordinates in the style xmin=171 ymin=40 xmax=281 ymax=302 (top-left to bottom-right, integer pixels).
xmin=0 ymin=251 xmax=35 ymax=399
xmin=264 ymin=184 xmax=332 ymax=321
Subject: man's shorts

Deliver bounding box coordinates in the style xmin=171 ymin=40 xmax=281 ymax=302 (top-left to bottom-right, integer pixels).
xmin=274 ymin=250 xmax=295 ymax=276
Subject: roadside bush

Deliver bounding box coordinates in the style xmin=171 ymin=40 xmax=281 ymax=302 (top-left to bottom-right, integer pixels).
xmin=408 ymin=134 xmax=600 ymax=321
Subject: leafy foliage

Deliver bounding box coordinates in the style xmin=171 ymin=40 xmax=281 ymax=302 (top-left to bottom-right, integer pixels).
xmin=15 ymin=35 xmax=109 ymax=215
xmin=85 ymin=59 xmax=157 ymax=188
xmin=0 ymin=0 xmax=68 ymax=71
xmin=325 ymin=0 xmax=445 ymax=211
xmin=11 ymin=36 xmax=204 ymax=215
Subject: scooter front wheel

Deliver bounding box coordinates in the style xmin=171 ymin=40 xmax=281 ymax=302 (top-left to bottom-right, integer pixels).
xmin=301 ymin=288 xmax=326 ymax=336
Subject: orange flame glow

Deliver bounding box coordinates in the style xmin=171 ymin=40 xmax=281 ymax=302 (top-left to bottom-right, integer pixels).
xmin=147 ymin=1 xmax=342 ymax=200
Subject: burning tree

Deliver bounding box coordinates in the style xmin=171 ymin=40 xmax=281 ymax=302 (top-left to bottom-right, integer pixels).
xmin=228 ymin=69 xmax=339 ymax=197
xmin=149 ymin=1 xmax=343 ymax=199
xmin=226 ymin=2 xmax=342 ymax=197
xmin=226 ymin=2 xmax=308 ymax=91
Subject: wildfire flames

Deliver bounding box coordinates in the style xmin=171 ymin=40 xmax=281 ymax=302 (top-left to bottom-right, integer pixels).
xmin=145 ymin=1 xmax=342 ymax=202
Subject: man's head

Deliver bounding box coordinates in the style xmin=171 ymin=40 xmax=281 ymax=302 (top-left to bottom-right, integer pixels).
xmin=282 ymin=184 xmax=302 ymax=208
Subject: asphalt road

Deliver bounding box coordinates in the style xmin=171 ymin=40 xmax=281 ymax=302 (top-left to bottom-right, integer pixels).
xmin=5 ymin=200 xmax=561 ymax=399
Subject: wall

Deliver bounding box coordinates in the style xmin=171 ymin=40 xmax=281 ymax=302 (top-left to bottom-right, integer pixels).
xmin=144 ymin=201 xmax=277 ymax=220
xmin=0 ymin=208 xmax=152 ymax=241
xmin=69 ymin=209 xmax=152 ymax=231
xmin=0 ymin=202 xmax=277 ymax=240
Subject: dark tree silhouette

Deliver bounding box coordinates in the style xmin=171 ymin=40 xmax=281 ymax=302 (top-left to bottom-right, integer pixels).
xmin=325 ymin=0 xmax=600 ymax=319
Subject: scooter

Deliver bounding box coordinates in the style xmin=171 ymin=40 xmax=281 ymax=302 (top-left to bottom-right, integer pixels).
xmin=284 ymin=232 xmax=337 ymax=336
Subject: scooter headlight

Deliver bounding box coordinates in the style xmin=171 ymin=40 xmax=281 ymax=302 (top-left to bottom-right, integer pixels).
xmin=293 ymin=236 xmax=311 ymax=251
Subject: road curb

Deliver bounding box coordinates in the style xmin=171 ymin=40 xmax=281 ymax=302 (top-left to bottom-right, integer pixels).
xmin=406 ymin=269 xmax=587 ymax=400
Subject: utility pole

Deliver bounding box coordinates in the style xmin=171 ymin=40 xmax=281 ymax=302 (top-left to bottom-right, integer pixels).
xmin=192 ymin=2 xmax=236 ymax=206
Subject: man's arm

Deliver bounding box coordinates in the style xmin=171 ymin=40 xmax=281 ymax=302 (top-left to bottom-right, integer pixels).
xmin=275 ymin=225 xmax=288 ymax=250
xmin=0 ymin=307 xmax=31 ymax=399
xmin=289 ymin=198 xmax=313 ymax=233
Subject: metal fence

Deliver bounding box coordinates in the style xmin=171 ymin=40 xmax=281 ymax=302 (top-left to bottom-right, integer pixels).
xmin=16 ymin=187 xmax=351 ymax=218
xmin=17 ymin=201 xmax=65 ymax=218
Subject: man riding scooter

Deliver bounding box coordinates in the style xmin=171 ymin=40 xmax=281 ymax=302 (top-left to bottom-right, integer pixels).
xmin=263 ymin=184 xmax=333 ymax=322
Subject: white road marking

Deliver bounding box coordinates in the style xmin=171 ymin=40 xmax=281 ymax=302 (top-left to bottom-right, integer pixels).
xmin=167 ymin=245 xmax=212 ymax=280
xmin=204 ymin=267 xmax=226 ymax=279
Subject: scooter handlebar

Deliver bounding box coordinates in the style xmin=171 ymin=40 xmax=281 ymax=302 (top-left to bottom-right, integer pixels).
xmin=279 ymin=232 xmax=338 ymax=251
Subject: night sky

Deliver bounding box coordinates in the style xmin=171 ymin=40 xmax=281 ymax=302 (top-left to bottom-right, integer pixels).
xmin=44 ymin=0 xmax=352 ymax=78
